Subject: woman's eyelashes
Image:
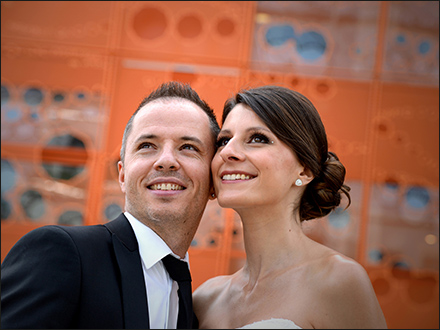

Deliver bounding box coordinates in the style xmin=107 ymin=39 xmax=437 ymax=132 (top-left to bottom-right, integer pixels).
xmin=249 ymin=133 xmax=270 ymax=144
xmin=216 ymin=132 xmax=271 ymax=148
xmin=216 ymin=136 xmax=230 ymax=148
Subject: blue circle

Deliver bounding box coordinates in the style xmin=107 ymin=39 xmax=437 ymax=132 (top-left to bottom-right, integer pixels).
xmin=5 ymin=108 xmax=22 ymax=122
xmin=23 ymin=87 xmax=44 ymax=106
xmin=30 ymin=112 xmax=39 ymax=120
xmin=368 ymin=249 xmax=384 ymax=263
xmin=296 ymin=31 xmax=327 ymax=61
xmin=1 ymin=197 xmax=12 ymax=220
xmin=47 ymin=134 xmax=86 ymax=148
xmin=396 ymin=34 xmax=406 ymax=44
xmin=1 ymin=85 xmax=10 ymax=106
xmin=20 ymin=190 xmax=45 ymax=219
xmin=1 ymin=159 xmax=17 ymax=194
xmin=328 ymin=207 xmax=350 ymax=229
xmin=405 ymin=186 xmax=430 ymax=209
xmin=53 ymin=92 xmax=65 ymax=103
xmin=58 ymin=210 xmax=83 ymax=225
xmin=418 ymin=41 xmax=431 ymax=54
xmin=105 ymin=203 xmax=122 ymax=221
xmin=393 ymin=260 xmax=410 ymax=270
xmin=385 ymin=181 xmax=399 ymax=190
xmin=265 ymin=24 xmax=295 ymax=47
xmin=76 ymin=92 xmax=86 ymax=100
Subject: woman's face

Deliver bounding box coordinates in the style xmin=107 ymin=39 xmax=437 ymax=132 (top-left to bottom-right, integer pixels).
xmin=212 ymin=104 xmax=305 ymax=210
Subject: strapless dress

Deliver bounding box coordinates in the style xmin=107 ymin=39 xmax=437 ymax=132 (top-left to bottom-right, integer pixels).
xmin=237 ymin=318 xmax=302 ymax=329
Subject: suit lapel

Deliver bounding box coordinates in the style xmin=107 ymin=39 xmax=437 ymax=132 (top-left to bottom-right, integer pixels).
xmin=105 ymin=214 xmax=150 ymax=329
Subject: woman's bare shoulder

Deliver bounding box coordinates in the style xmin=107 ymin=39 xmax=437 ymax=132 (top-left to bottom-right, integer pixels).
xmin=311 ymin=253 xmax=387 ymax=328
xmin=193 ymin=273 xmax=236 ymax=328
xmin=193 ymin=273 xmax=233 ymax=307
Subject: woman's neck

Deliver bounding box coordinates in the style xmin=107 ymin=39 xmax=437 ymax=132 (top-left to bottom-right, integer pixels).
xmin=237 ymin=206 xmax=308 ymax=284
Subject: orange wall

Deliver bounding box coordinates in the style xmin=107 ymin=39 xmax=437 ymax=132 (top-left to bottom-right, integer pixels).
xmin=1 ymin=2 xmax=438 ymax=329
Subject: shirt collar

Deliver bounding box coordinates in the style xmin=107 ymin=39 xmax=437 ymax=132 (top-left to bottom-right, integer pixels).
xmin=124 ymin=212 xmax=189 ymax=269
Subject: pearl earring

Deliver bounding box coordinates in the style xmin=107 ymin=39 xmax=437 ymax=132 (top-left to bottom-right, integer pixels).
xmin=211 ymin=193 xmax=216 ymax=198
xmin=295 ymin=179 xmax=303 ymax=186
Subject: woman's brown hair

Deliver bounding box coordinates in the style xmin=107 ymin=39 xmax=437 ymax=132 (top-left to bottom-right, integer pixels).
xmin=223 ymin=85 xmax=351 ymax=221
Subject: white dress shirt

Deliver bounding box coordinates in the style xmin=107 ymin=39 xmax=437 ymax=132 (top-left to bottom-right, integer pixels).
xmin=125 ymin=212 xmax=189 ymax=329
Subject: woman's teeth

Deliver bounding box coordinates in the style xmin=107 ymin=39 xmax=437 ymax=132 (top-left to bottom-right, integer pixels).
xmin=222 ymin=174 xmax=250 ymax=181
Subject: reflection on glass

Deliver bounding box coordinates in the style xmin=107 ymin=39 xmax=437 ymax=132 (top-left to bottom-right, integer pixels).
xmin=47 ymin=134 xmax=86 ymax=149
xmin=328 ymin=207 xmax=350 ymax=229
xmin=265 ymin=24 xmax=295 ymax=47
xmin=52 ymin=92 xmax=66 ymax=103
xmin=1 ymin=85 xmax=10 ymax=106
xmin=20 ymin=189 xmax=45 ymax=220
xmin=42 ymin=134 xmax=87 ymax=180
xmin=105 ymin=203 xmax=122 ymax=221
xmin=1 ymin=197 xmax=12 ymax=220
xmin=296 ymin=31 xmax=327 ymax=61
xmin=5 ymin=108 xmax=22 ymax=122
xmin=23 ymin=87 xmax=44 ymax=106
xmin=405 ymin=186 xmax=430 ymax=209
xmin=368 ymin=248 xmax=384 ymax=263
xmin=42 ymin=163 xmax=84 ymax=181
xmin=1 ymin=159 xmax=17 ymax=194
xmin=58 ymin=210 xmax=83 ymax=226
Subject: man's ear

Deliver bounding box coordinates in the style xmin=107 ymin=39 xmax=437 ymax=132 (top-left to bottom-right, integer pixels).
xmin=118 ymin=160 xmax=126 ymax=193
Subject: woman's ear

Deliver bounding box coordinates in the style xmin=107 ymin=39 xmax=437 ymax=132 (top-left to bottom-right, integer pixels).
xmin=297 ymin=167 xmax=314 ymax=186
xmin=208 ymin=186 xmax=217 ymax=200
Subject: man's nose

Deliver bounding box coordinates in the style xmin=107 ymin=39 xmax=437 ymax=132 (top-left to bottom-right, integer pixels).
xmin=154 ymin=147 xmax=180 ymax=170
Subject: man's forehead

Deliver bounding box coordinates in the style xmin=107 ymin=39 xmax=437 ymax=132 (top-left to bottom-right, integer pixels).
xmin=130 ymin=99 xmax=212 ymax=140
xmin=136 ymin=98 xmax=207 ymax=120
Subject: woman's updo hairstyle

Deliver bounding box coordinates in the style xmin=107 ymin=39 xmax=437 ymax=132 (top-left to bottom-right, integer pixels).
xmin=223 ymin=85 xmax=351 ymax=222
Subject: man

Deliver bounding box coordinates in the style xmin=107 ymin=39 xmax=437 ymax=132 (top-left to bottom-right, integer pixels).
xmin=1 ymin=81 xmax=220 ymax=329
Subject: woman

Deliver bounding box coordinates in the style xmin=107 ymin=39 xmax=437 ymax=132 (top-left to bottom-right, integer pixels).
xmin=193 ymin=86 xmax=387 ymax=329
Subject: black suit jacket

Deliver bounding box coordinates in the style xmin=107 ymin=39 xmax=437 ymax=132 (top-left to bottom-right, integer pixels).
xmin=1 ymin=213 xmax=150 ymax=329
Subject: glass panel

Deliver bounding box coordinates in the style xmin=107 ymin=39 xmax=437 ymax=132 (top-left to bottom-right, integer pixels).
xmin=58 ymin=210 xmax=83 ymax=225
xmin=20 ymin=189 xmax=46 ymax=220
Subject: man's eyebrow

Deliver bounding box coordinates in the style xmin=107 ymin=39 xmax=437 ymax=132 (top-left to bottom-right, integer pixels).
xmin=134 ymin=134 xmax=203 ymax=145
xmin=181 ymin=136 xmax=203 ymax=145
xmin=134 ymin=134 xmax=156 ymax=144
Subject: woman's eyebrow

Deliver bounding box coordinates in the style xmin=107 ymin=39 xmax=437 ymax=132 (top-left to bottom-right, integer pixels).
xmin=219 ymin=127 xmax=271 ymax=135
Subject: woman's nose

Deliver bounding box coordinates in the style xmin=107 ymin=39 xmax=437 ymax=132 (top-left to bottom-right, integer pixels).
xmin=219 ymin=139 xmax=245 ymax=162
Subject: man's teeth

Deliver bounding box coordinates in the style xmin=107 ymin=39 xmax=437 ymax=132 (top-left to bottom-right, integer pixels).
xmin=222 ymin=174 xmax=251 ymax=181
xmin=150 ymin=183 xmax=184 ymax=190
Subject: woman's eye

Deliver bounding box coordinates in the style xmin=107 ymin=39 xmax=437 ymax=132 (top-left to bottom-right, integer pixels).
xmin=250 ymin=134 xmax=269 ymax=144
xmin=216 ymin=137 xmax=230 ymax=148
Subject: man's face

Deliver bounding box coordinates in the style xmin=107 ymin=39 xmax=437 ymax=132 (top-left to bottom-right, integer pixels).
xmin=118 ymin=98 xmax=215 ymax=230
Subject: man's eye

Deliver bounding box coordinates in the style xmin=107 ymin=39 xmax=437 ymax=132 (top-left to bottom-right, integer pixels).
xmin=139 ymin=142 xmax=154 ymax=149
xmin=181 ymin=144 xmax=199 ymax=152
xmin=216 ymin=137 xmax=230 ymax=148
